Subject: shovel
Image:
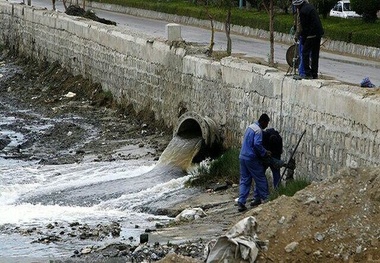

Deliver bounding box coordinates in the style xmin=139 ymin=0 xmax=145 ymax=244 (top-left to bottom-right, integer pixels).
xmin=279 ymin=129 xmax=306 ymax=185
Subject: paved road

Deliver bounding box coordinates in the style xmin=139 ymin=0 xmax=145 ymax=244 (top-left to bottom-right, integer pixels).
xmin=13 ymin=0 xmax=380 ymax=86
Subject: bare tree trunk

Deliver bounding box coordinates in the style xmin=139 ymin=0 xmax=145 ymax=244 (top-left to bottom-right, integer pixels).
xmin=269 ymin=0 xmax=274 ymax=66
xmin=225 ymin=6 xmax=232 ymax=55
xmin=82 ymin=0 xmax=85 ymax=10
xmin=62 ymin=0 xmax=68 ymax=11
xmin=263 ymin=0 xmax=275 ymax=66
xmin=201 ymin=0 xmax=215 ymax=56
xmin=207 ymin=13 xmax=215 ymax=56
xmin=52 ymin=0 xmax=56 ymax=10
xmin=27 ymin=0 xmax=31 ymax=6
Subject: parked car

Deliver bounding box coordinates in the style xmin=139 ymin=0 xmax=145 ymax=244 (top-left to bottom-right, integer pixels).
xmin=329 ymin=0 xmax=361 ymax=18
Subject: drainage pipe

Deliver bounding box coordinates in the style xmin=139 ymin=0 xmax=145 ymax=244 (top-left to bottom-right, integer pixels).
xmin=174 ymin=112 xmax=220 ymax=148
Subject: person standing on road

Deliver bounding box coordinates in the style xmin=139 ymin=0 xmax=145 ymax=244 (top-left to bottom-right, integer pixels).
xmin=292 ymin=3 xmax=306 ymax=78
xmin=292 ymin=0 xmax=324 ymax=79
xmin=237 ymin=114 xmax=271 ymax=212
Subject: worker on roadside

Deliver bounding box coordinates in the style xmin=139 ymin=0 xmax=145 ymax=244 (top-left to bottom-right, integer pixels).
xmin=292 ymin=0 xmax=324 ymax=79
xmin=292 ymin=2 xmax=306 ymax=78
xmin=237 ymin=114 xmax=271 ymax=212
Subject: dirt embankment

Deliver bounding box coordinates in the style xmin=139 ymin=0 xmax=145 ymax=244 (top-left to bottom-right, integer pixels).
xmin=166 ymin=167 xmax=380 ymax=262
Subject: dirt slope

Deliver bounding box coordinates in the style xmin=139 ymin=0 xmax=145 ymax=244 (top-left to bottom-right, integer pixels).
xmin=160 ymin=167 xmax=380 ymax=262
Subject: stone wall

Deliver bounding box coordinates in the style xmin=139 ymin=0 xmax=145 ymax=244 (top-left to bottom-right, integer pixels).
xmin=1 ymin=2 xmax=379 ymax=180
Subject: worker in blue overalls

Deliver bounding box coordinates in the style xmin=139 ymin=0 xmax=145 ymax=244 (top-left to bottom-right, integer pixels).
xmin=237 ymin=114 xmax=271 ymax=212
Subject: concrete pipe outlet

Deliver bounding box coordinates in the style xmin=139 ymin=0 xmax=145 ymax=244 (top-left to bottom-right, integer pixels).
xmin=174 ymin=112 xmax=220 ymax=149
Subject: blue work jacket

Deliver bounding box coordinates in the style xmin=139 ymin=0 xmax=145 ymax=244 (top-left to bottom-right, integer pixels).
xmin=239 ymin=122 xmax=267 ymax=161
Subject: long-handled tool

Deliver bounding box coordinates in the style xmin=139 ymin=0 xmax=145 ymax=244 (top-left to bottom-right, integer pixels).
xmin=279 ymin=129 xmax=306 ymax=184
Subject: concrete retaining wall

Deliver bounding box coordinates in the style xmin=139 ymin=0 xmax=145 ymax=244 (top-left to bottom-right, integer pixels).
xmin=1 ymin=2 xmax=379 ymax=180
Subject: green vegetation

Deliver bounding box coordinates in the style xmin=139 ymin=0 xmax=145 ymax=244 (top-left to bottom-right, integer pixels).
xmin=186 ymin=148 xmax=240 ymax=187
xmin=269 ymin=177 xmax=310 ymax=200
xmin=92 ymin=88 xmax=115 ymax=107
xmin=351 ymin=0 xmax=380 ymax=23
xmin=91 ymin=0 xmax=380 ymax=48
xmin=186 ymin=148 xmax=310 ymax=201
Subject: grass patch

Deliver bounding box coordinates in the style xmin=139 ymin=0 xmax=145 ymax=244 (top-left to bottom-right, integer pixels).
xmin=89 ymin=87 xmax=115 ymax=107
xmin=186 ymin=148 xmax=310 ymax=202
xmin=269 ymin=177 xmax=310 ymax=201
xmin=186 ymin=148 xmax=240 ymax=187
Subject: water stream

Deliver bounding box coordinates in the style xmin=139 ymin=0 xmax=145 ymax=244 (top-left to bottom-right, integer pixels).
xmin=0 ymin=135 xmax=203 ymax=259
xmin=0 ymin=58 xmax=205 ymax=260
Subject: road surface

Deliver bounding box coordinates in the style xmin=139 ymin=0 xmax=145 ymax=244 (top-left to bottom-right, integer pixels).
xmin=10 ymin=0 xmax=380 ymax=86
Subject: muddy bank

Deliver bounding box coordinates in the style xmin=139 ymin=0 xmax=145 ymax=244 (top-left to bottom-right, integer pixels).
xmin=0 ymin=51 xmax=172 ymax=165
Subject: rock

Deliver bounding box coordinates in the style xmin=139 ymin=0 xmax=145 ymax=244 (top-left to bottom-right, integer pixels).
xmin=140 ymin=233 xmax=149 ymax=243
xmin=314 ymin=232 xmax=324 ymax=241
xmin=278 ymin=216 xmax=286 ymax=224
xmin=0 ymin=136 xmax=11 ymax=150
xmin=285 ymin=241 xmax=299 ymax=253
xmin=207 ymin=182 xmax=229 ymax=192
xmin=157 ymin=252 xmax=202 ymax=263
xmin=81 ymin=247 xmax=92 ymax=254
xmin=174 ymin=208 xmax=207 ymax=222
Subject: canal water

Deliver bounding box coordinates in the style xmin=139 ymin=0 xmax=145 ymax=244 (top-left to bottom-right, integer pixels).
xmin=0 ymin=56 xmax=204 ymax=260
xmin=0 ymin=129 xmax=203 ymax=260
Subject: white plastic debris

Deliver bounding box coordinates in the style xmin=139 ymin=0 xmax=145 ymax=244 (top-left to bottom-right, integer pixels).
xmin=174 ymin=207 xmax=207 ymax=222
xmin=64 ymin=92 xmax=76 ymax=98
xmin=205 ymin=216 xmax=267 ymax=263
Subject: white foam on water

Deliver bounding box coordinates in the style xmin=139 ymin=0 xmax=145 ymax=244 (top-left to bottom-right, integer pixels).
xmin=0 ymin=203 xmax=126 ymax=225
xmin=96 ymin=174 xmax=192 ymax=210
xmin=0 ymin=160 xmax=157 ymax=226
xmin=0 ymin=158 xmax=175 ymax=258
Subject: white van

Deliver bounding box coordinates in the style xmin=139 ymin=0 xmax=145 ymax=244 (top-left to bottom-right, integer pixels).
xmin=329 ymin=0 xmax=361 ymax=18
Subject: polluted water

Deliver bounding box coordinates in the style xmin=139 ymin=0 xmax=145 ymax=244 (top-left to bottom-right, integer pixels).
xmin=0 ymin=58 xmax=205 ymax=260
xmin=0 ymin=134 xmax=204 ymax=259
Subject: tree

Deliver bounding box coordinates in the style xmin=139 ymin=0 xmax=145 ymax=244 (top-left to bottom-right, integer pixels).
xmin=196 ymin=0 xmax=233 ymax=56
xmin=351 ymin=0 xmax=380 ymax=22
xmin=246 ymin=0 xmax=265 ymax=11
xmin=198 ymin=0 xmax=216 ymax=56
xmin=218 ymin=0 xmax=234 ymax=55
xmin=309 ymin=0 xmax=336 ymax=19
xmin=224 ymin=1 xmax=233 ymax=55
xmin=276 ymin=0 xmax=290 ymax=14
xmin=262 ymin=0 xmax=275 ymax=66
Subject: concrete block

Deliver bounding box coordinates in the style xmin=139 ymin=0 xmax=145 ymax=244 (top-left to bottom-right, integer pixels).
xmin=166 ymin=23 xmax=182 ymax=41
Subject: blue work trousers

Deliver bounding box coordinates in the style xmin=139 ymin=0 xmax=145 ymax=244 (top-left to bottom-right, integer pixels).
xmin=269 ymin=165 xmax=281 ymax=189
xmin=298 ymin=36 xmax=305 ymax=77
xmin=238 ymin=158 xmax=269 ymax=204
